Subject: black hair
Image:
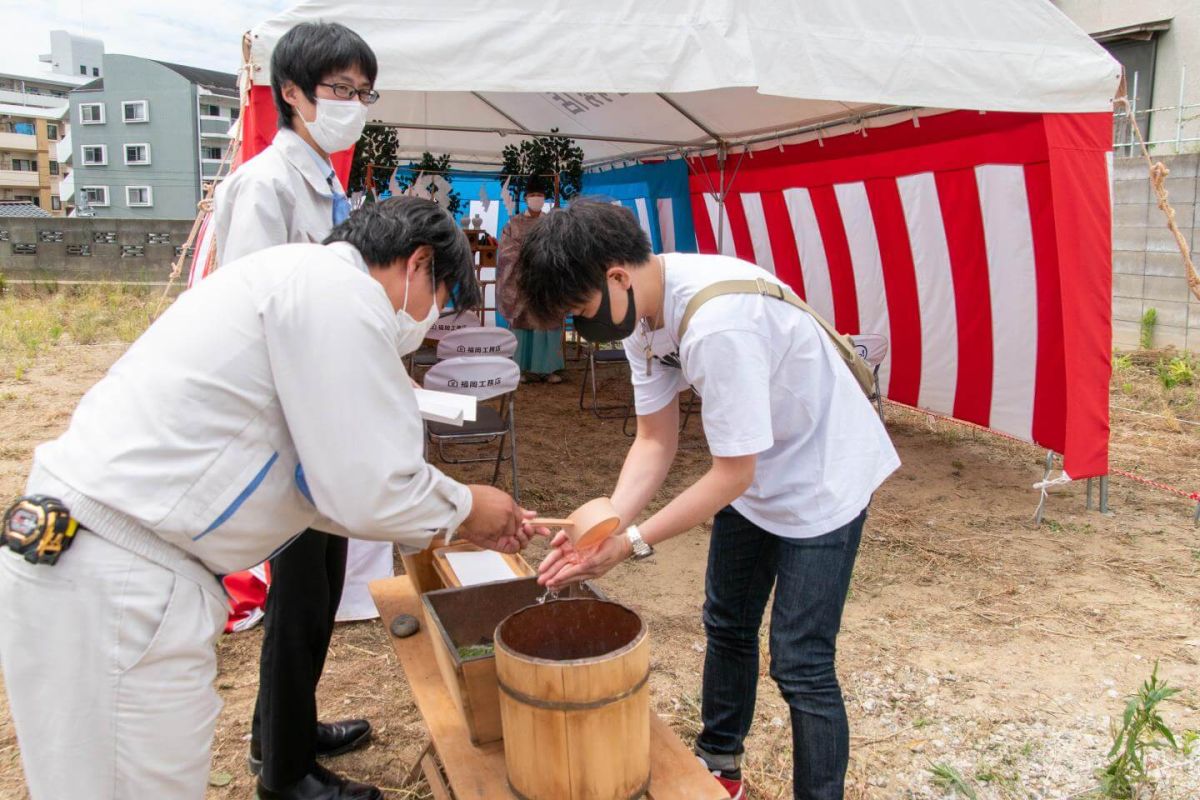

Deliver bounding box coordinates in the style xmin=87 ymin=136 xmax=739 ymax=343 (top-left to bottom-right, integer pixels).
xmin=324 ymin=197 xmax=482 ymax=311
xmin=524 ymin=175 xmax=552 ymax=196
xmin=514 ymin=197 xmax=652 ymax=325
xmin=271 ymin=22 xmax=378 ymax=128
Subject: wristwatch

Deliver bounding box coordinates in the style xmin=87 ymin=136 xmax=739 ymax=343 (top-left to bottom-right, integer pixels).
xmin=625 ymin=525 xmax=654 ymax=560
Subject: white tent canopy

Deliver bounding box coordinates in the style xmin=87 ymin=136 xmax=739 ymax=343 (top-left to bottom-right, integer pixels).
xmin=249 ymin=0 xmax=1121 ymax=167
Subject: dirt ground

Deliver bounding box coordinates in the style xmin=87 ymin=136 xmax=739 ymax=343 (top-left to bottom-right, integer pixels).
xmin=1 ymin=334 xmax=1199 ymax=799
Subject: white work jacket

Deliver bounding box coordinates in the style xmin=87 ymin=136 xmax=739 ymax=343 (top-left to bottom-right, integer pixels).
xmin=213 ymin=128 xmax=343 ymax=265
xmin=30 ymin=242 xmax=473 ymax=575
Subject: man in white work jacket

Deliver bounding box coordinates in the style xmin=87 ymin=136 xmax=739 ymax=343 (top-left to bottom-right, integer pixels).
xmin=211 ymin=21 xmax=395 ymax=798
xmin=513 ymin=200 xmax=901 ymax=800
xmin=0 ymin=198 xmax=541 ymax=800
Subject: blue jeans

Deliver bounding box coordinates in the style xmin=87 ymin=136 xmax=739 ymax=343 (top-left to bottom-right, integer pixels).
xmin=696 ymin=505 xmax=865 ymax=800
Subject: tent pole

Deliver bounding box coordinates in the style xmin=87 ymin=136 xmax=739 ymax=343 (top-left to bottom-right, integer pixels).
xmin=655 ymin=93 xmax=721 ymax=141
xmin=376 ymin=121 xmax=699 ymax=149
xmin=716 ymin=143 xmax=728 ymax=254
xmin=581 ymin=104 xmax=914 ymax=170
xmin=470 ymin=92 xmax=530 ymax=131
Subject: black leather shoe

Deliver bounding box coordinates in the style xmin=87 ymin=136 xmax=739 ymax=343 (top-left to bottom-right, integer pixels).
xmin=248 ymin=719 xmax=372 ymax=776
xmin=316 ymin=719 xmax=372 ymax=757
xmin=255 ymin=764 xmax=382 ymax=800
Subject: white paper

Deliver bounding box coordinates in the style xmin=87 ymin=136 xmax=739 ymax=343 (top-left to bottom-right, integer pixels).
xmin=444 ymin=550 xmax=518 ymax=586
xmin=414 ymin=388 xmax=478 ymax=426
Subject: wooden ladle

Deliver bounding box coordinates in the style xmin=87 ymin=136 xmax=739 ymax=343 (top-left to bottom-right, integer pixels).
xmin=529 ymin=497 xmax=623 ymax=550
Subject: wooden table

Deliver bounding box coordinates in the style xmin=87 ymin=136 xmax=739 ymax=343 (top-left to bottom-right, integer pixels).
xmin=369 ymin=575 xmax=727 ymax=800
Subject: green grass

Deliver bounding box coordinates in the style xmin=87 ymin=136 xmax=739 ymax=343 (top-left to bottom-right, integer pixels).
xmin=0 ymin=283 xmax=165 ymax=379
xmin=1097 ymin=661 xmax=1187 ymax=798
xmin=927 ymin=762 xmax=978 ymax=800
xmin=1158 ymin=355 xmax=1196 ymax=390
xmin=1139 ymin=308 xmax=1157 ymax=350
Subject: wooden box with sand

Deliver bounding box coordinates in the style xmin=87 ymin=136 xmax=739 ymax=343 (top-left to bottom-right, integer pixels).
xmin=421 ymin=577 xmax=606 ymax=745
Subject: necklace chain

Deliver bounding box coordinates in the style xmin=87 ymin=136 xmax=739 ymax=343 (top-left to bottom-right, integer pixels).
xmin=642 ymin=255 xmax=666 ymax=375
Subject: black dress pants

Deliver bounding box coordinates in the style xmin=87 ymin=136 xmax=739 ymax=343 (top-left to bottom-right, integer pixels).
xmin=251 ymin=528 xmax=348 ymax=788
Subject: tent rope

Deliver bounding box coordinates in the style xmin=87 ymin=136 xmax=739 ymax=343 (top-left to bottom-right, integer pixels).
xmin=1114 ymin=95 xmax=1200 ymax=303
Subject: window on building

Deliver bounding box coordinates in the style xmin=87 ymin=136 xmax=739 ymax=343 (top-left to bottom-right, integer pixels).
xmin=13 ymin=122 xmax=35 ymax=135
xmin=79 ymin=103 xmax=105 ymax=124
xmin=124 ymin=143 xmax=151 ymax=165
xmin=1094 ymin=20 xmax=1171 ymax=154
xmin=47 ymin=123 xmax=59 ymax=140
xmin=122 ymin=100 xmax=149 ymax=123
xmin=201 ymin=145 xmax=223 ymax=161
xmin=51 ymin=196 xmax=62 ymax=211
xmin=203 ymin=104 xmax=220 ymax=117
xmin=92 ymin=67 xmax=100 ymax=77
xmin=79 ymin=65 xmax=86 ymax=75
xmin=82 ymin=145 xmax=107 ymax=165
xmin=126 ymin=186 xmax=153 ymax=207
xmin=82 ymin=186 xmax=109 ymax=206
xmin=49 ymin=160 xmax=59 ymax=176
xmin=11 ymin=158 xmax=37 ymax=172
xmin=231 ymin=107 xmax=240 ymax=120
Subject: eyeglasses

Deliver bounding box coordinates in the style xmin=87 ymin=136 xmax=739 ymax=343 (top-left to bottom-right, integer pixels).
xmin=318 ymin=82 xmax=380 ymax=105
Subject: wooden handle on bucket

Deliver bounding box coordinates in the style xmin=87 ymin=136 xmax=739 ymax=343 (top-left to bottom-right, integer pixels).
xmin=529 ymin=518 xmax=575 ymax=527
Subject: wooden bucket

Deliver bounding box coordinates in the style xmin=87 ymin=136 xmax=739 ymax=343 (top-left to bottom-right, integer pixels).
xmin=494 ymin=599 xmax=650 ymax=800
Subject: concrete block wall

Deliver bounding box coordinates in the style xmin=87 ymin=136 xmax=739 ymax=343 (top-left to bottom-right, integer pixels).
xmin=0 ymin=217 xmax=193 ymax=281
xmin=1111 ymin=154 xmax=1200 ymax=353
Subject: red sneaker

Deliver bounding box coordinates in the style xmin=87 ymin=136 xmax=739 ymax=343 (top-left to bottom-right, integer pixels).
xmin=697 ymin=757 xmax=745 ymax=800
xmin=713 ymin=773 xmax=745 ymax=800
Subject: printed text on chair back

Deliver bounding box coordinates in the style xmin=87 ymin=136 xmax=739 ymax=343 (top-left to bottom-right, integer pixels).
xmin=424 ymin=356 xmax=520 ymax=401
xmin=427 ymin=309 xmax=483 ymax=342
xmin=436 ymin=327 xmax=519 ymax=361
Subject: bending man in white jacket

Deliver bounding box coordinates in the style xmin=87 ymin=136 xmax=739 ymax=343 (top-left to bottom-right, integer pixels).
xmin=0 ymin=197 xmax=539 ymax=800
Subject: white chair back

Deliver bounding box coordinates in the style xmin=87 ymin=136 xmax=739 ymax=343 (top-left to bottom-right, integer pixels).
xmin=436 ymin=327 xmax=518 ymax=361
xmin=423 ymin=355 xmax=520 ymax=401
xmin=850 ymin=333 xmax=889 ymax=368
xmin=426 ymin=309 xmax=482 ymax=342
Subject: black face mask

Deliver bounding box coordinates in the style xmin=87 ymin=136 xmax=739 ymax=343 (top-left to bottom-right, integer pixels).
xmin=574 ymin=280 xmax=637 ymax=343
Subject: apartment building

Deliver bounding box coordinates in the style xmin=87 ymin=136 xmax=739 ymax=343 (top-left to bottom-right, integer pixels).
xmin=67 ymin=55 xmax=237 ymax=219
xmin=0 ymin=30 xmax=99 ymax=216
xmin=0 ymin=105 xmax=70 ymax=214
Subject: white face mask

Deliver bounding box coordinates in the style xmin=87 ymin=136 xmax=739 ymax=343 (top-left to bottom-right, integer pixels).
xmin=396 ymin=264 xmax=440 ymax=356
xmin=302 ymin=97 xmax=369 ymax=153
xmin=526 ymin=194 xmax=546 ymax=214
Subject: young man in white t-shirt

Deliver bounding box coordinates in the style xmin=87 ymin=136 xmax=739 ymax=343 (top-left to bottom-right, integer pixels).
xmin=514 ymin=200 xmax=900 ymax=800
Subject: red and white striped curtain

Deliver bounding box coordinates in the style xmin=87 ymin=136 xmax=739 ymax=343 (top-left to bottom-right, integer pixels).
xmin=689 ymin=111 xmax=1113 ymax=478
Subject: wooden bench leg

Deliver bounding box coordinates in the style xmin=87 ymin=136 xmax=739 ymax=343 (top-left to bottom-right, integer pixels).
xmin=400 ymin=740 xmax=433 ymax=788
xmin=421 ymin=750 xmax=453 ymax=800
xmin=399 ymin=739 xmax=455 ymax=800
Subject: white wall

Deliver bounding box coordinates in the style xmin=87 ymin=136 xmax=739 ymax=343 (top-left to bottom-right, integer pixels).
xmin=48 ymin=30 xmax=105 ymax=79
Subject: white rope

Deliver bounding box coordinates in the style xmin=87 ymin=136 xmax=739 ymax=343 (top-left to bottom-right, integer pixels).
xmin=1032 ymin=472 xmax=1073 ymax=492
xmin=1032 ymin=470 xmax=1073 ymax=523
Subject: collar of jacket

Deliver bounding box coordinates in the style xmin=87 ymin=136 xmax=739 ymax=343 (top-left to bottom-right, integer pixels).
xmin=326 ymin=241 xmax=371 ymax=276
xmin=273 ymin=128 xmax=342 ymax=199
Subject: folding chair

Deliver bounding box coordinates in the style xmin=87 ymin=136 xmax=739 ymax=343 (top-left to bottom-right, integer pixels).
xmin=578 ymin=341 xmax=631 ymax=419
xmin=850 ymin=333 xmax=889 ymax=419
xmin=561 ymin=315 xmax=585 ymax=362
xmin=423 ymin=355 xmax=522 ymax=502
xmin=409 ymin=309 xmax=482 ymax=373
xmin=436 ymin=326 xmax=518 ymax=361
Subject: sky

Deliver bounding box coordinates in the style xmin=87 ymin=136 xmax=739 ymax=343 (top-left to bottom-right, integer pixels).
xmin=5 ymin=0 xmax=293 ymax=77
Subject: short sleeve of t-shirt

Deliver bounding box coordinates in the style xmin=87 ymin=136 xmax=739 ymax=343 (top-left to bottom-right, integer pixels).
xmin=625 ymin=336 xmax=688 ymax=416
xmin=684 ymin=328 xmax=775 ymax=457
